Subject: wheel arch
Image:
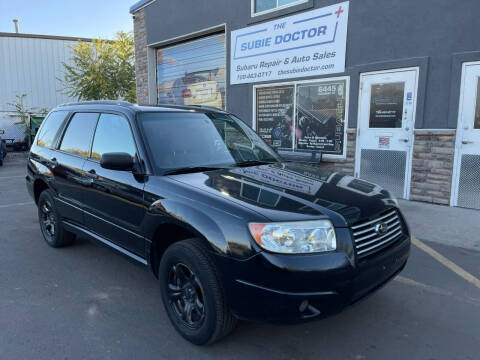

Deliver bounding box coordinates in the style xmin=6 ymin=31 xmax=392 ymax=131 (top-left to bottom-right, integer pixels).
xmin=33 ymin=178 xmax=50 ymax=204
xmin=148 ymin=220 xmax=216 ymax=278
xmin=144 ymin=199 xmax=232 ymax=278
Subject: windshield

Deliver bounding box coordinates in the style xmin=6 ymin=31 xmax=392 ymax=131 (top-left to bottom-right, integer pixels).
xmin=138 ymin=111 xmax=280 ymax=173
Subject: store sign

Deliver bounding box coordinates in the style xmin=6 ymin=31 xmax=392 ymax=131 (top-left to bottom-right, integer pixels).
xmin=230 ymin=1 xmax=349 ymax=85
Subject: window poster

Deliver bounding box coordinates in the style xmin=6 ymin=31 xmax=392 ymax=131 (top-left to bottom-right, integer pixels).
xmin=256 ymin=86 xmax=294 ymax=149
xmin=255 ymin=79 xmax=347 ymax=155
xmin=369 ymin=82 xmax=405 ymax=128
xmin=295 ymin=80 xmax=346 ymax=154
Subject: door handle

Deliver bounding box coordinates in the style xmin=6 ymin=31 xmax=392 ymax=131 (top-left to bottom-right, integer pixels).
xmin=399 ymin=138 xmax=409 ymax=143
xmin=462 ymin=140 xmax=474 ymax=145
xmin=48 ymin=157 xmax=58 ymax=167
xmin=85 ymin=169 xmax=98 ymax=180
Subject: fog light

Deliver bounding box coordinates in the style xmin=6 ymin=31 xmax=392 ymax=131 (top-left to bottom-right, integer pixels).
xmin=299 ymin=300 xmax=309 ymax=312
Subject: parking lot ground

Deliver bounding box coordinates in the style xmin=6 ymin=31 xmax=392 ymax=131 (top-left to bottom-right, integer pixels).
xmin=1 ymin=156 xmax=479 ymax=360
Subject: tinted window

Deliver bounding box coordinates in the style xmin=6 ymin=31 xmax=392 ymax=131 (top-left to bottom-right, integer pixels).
xmin=60 ymin=113 xmax=98 ymax=156
xmin=36 ymin=111 xmax=68 ymax=148
xmin=369 ymin=82 xmax=404 ymax=128
xmin=91 ymin=114 xmax=136 ymax=160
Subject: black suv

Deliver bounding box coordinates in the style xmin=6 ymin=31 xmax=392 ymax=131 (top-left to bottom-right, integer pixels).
xmin=27 ymin=101 xmax=410 ymax=345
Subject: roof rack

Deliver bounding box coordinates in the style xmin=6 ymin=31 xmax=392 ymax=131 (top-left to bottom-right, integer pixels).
xmin=154 ymin=103 xmax=227 ymax=112
xmin=58 ymin=100 xmax=134 ymax=107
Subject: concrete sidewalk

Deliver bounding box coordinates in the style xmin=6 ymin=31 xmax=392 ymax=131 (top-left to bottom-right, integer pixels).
xmin=399 ymin=199 xmax=480 ymax=251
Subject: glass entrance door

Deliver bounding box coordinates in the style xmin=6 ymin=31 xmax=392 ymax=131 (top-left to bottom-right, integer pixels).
xmin=355 ymin=68 xmax=418 ymax=198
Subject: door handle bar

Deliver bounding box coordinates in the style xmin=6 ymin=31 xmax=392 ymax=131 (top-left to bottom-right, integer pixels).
xmin=85 ymin=169 xmax=98 ymax=179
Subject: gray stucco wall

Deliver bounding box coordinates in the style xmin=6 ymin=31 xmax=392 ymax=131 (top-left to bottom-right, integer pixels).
xmin=140 ymin=0 xmax=480 ymax=129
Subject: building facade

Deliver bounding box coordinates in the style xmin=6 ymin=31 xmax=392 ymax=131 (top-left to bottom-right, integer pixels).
xmin=131 ymin=0 xmax=480 ymax=210
xmin=0 ymin=32 xmax=94 ymax=144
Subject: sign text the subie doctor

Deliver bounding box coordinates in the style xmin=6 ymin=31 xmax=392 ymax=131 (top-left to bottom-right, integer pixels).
xmin=230 ymin=1 xmax=349 ymax=85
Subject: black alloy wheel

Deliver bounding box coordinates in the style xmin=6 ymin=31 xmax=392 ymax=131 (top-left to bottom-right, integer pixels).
xmin=37 ymin=190 xmax=75 ymax=247
xmin=167 ymin=263 xmax=206 ymax=329
xmin=40 ymin=198 xmax=56 ymax=242
xmin=159 ymin=238 xmax=237 ymax=345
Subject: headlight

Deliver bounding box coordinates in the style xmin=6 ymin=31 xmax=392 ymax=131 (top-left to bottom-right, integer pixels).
xmin=248 ymin=220 xmax=336 ymax=254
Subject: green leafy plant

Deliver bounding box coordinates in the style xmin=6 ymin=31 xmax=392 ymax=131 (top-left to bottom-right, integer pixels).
xmin=8 ymin=94 xmax=49 ymax=143
xmin=60 ymin=31 xmax=136 ymax=103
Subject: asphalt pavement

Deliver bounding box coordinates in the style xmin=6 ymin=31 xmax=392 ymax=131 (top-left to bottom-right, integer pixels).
xmin=0 ymin=155 xmax=479 ymax=360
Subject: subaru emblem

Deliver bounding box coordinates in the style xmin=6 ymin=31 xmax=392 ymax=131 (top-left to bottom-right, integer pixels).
xmin=375 ymin=222 xmax=389 ymax=235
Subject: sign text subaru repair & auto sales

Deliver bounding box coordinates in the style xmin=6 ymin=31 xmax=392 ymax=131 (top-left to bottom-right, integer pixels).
xmin=230 ymin=1 xmax=349 ymax=84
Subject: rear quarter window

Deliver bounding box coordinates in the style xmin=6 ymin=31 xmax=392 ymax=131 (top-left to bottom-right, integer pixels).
xmin=36 ymin=111 xmax=69 ymax=148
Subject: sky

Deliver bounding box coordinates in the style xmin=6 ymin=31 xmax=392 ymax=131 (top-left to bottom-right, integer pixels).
xmin=0 ymin=0 xmax=135 ymax=39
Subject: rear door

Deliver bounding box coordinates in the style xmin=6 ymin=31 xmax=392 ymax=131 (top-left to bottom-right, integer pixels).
xmin=54 ymin=112 xmax=99 ymax=225
xmin=82 ymin=113 xmax=147 ymax=256
xmin=28 ymin=109 xmax=70 ymax=192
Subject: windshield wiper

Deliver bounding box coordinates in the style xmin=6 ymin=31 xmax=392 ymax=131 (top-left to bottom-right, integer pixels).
xmin=234 ymin=160 xmax=277 ymax=168
xmin=163 ymin=166 xmax=227 ymax=176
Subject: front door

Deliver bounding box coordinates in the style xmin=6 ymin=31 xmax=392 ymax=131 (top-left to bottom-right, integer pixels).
xmin=355 ymin=68 xmax=418 ymax=199
xmin=82 ymin=113 xmax=147 ymax=256
xmin=452 ymin=62 xmax=480 ymax=209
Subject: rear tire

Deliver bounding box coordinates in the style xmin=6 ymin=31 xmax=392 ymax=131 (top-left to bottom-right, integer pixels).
xmin=159 ymin=238 xmax=237 ymax=345
xmin=38 ymin=189 xmax=75 ymax=248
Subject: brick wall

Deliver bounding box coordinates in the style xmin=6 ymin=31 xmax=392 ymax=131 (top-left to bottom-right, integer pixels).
xmin=133 ymin=9 xmax=149 ymax=105
xmin=410 ymin=130 xmax=456 ymax=205
xmin=319 ymin=130 xmax=357 ymax=176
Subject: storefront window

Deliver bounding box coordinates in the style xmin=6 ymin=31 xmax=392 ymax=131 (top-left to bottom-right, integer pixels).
xmin=253 ymin=0 xmax=307 ymax=15
xmin=255 ymin=78 xmax=348 ymax=157
xmin=156 ymin=33 xmax=226 ymax=110
xmin=369 ymin=82 xmax=405 ymax=128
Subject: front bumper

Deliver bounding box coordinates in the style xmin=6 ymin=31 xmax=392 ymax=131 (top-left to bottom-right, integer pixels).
xmin=213 ymin=234 xmax=410 ymax=323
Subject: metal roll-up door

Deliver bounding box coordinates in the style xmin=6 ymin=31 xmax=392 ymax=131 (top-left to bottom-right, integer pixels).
xmin=156 ymin=33 xmax=226 ymax=110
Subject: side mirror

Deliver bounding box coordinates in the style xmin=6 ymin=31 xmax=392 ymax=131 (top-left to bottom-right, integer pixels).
xmin=100 ymin=152 xmax=134 ymax=171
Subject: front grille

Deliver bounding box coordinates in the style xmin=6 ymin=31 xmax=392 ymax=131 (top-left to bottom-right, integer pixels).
xmin=351 ymin=209 xmax=403 ymax=257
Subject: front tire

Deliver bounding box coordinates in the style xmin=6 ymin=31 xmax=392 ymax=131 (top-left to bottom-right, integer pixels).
xmin=159 ymin=238 xmax=237 ymax=345
xmin=38 ymin=189 xmax=75 ymax=247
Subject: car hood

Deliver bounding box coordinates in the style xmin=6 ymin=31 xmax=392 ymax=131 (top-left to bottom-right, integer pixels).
xmin=169 ymin=162 xmax=398 ymax=227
